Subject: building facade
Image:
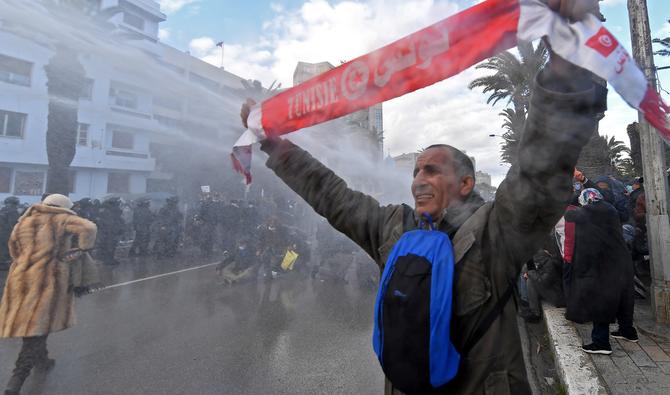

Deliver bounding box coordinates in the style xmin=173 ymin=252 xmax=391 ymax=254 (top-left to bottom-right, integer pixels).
xmin=0 ymin=0 xmax=247 ymax=203
xmin=292 ymin=61 xmax=383 ymax=160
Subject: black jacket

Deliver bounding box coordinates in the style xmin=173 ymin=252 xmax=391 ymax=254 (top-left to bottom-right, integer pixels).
xmin=564 ymin=201 xmax=632 ymax=324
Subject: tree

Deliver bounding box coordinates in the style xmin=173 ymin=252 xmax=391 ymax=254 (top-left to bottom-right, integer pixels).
xmin=577 ymin=133 xmax=614 ymax=178
xmin=652 ymin=19 xmax=670 ymax=57
xmin=605 ymin=135 xmax=631 ymax=170
xmin=469 ymin=41 xmax=547 ymax=165
xmin=498 ymin=108 xmax=525 ymax=166
xmin=627 ymin=122 xmax=644 ymax=176
xmin=44 ymin=46 xmax=86 ymax=195
xmin=0 ymin=1 xmax=113 ymax=195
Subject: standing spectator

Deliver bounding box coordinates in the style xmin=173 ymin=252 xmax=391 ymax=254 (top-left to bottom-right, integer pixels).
xmin=129 ymin=198 xmax=154 ymax=257
xmin=0 ymin=197 xmax=21 ymax=270
xmin=594 ymin=176 xmax=629 ymax=223
xmin=564 ymin=188 xmax=638 ymax=355
xmin=628 ymin=177 xmax=644 ymax=222
xmin=96 ymin=198 xmax=125 ymax=265
xmin=0 ymin=194 xmax=98 ymax=395
xmin=154 ymin=196 xmax=182 ymax=258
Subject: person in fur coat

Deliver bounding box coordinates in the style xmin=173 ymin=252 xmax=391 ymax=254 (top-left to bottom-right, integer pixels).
xmin=0 ymin=194 xmax=98 ymax=395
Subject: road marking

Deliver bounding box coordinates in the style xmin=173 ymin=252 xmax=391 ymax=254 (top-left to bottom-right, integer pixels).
xmin=98 ymin=262 xmax=220 ymax=291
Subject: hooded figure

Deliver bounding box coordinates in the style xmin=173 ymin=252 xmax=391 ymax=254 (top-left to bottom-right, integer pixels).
xmin=564 ymin=188 xmax=637 ymax=354
xmin=593 ymin=175 xmax=629 ymax=223
xmin=0 ymin=194 xmax=98 ymax=395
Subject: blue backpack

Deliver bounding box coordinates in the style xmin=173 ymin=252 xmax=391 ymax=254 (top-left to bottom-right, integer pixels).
xmin=373 ymin=214 xmax=513 ymax=394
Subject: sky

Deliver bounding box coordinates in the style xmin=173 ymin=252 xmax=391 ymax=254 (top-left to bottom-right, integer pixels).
xmin=157 ymin=0 xmax=670 ymax=186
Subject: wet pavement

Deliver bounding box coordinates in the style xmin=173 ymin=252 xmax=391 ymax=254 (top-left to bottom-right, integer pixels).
xmin=0 ymin=257 xmax=385 ymax=394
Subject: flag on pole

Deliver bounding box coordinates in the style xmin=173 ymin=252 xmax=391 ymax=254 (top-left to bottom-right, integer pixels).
xmin=232 ymin=0 xmax=670 ymax=184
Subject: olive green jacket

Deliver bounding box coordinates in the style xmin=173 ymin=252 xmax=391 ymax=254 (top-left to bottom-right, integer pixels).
xmin=261 ymin=68 xmax=604 ymax=394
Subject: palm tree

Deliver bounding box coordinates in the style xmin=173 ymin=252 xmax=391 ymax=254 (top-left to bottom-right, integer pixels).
xmin=44 ymin=45 xmax=86 ymax=195
xmin=42 ymin=0 xmax=105 ymax=195
xmin=653 ymin=19 xmax=670 ymax=57
xmin=469 ymin=41 xmax=547 ymax=164
xmin=605 ymin=135 xmax=631 ymax=170
xmin=498 ymin=108 xmax=526 ymax=166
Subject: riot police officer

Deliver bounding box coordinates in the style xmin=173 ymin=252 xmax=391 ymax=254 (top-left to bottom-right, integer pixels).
xmin=0 ymin=196 xmax=21 ymax=269
xmin=154 ymin=196 xmax=182 ymax=258
xmin=96 ymin=198 xmax=125 ymax=265
xmin=129 ymin=198 xmax=154 ymax=257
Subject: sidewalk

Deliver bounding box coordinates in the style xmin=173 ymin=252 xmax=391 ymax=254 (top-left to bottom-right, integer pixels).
xmin=574 ymin=302 xmax=670 ymax=394
xmin=545 ymin=301 xmax=670 ymax=394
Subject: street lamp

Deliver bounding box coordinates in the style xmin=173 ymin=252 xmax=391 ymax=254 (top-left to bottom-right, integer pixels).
xmin=489 ymin=133 xmax=503 ymax=138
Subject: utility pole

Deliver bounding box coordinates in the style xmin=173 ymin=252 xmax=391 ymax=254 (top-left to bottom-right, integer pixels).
xmin=628 ymin=0 xmax=670 ymax=323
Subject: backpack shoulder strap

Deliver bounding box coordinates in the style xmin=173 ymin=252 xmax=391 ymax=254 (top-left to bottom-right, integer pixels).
xmin=460 ymin=281 xmax=515 ymax=356
xmin=401 ymin=204 xmax=416 ymax=232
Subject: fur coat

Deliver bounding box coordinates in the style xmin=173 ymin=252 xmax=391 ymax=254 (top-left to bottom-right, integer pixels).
xmin=0 ymin=204 xmax=98 ymax=338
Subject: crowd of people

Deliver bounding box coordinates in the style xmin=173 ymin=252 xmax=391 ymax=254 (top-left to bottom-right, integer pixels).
xmin=0 ymin=191 xmax=374 ymax=286
xmin=518 ymin=171 xmax=649 ymax=355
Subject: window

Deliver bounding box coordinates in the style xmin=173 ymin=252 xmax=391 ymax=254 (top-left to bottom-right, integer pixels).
xmin=0 ymin=54 xmax=32 ymax=86
xmin=13 ymin=171 xmax=44 ymax=196
xmin=0 ymin=167 xmax=11 ymax=193
xmin=107 ymin=173 xmax=130 ymax=193
xmin=154 ymin=96 xmax=182 ymax=112
xmin=111 ymin=130 xmax=134 ymax=150
xmin=77 ymin=123 xmax=89 ymax=146
xmin=80 ymin=78 xmax=94 ymax=100
xmin=110 ymin=87 xmax=138 ymax=110
xmin=123 ymin=12 xmax=145 ymax=30
xmin=0 ymin=110 xmax=26 ymax=138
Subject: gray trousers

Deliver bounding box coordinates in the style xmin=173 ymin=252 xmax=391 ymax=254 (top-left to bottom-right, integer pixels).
xmin=11 ymin=335 xmax=49 ymax=382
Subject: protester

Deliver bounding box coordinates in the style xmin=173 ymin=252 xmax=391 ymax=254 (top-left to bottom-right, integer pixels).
xmin=0 ymin=194 xmax=98 ymax=395
xmin=593 ymin=175 xmax=629 ymax=223
xmin=519 ymin=234 xmax=565 ymax=323
xmin=239 ymin=3 xmax=606 ymax=392
xmin=564 ymin=188 xmax=638 ymax=355
xmin=0 ymin=196 xmax=21 ymax=270
xmin=217 ymin=238 xmax=256 ymax=285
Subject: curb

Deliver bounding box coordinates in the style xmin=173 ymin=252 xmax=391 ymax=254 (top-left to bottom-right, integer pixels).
xmin=542 ymin=304 xmax=608 ymax=395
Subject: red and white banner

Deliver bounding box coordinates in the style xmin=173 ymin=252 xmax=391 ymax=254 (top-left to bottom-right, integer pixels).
xmin=232 ymin=0 xmax=670 ymax=183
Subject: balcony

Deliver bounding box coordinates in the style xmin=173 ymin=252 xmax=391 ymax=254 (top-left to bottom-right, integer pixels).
xmin=100 ymin=0 xmax=165 ymax=21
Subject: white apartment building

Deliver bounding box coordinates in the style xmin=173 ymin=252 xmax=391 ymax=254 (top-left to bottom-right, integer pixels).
xmin=0 ymin=0 xmax=246 ymax=204
xmin=292 ymin=61 xmax=383 ymax=159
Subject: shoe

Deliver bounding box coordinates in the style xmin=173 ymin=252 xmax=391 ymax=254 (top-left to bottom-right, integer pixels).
xmin=582 ymin=343 xmax=612 ymax=355
xmin=35 ymin=358 xmax=55 ymax=371
xmin=518 ymin=309 xmax=542 ymax=323
xmin=612 ymin=329 xmax=639 ymax=343
xmin=4 ymin=375 xmax=24 ymax=395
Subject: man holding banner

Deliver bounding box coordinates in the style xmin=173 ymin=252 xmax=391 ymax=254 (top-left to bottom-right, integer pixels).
xmin=235 ymin=0 xmax=663 ymax=393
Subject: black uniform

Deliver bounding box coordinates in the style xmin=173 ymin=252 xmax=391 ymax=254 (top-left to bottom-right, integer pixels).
xmin=196 ymin=197 xmax=218 ymax=257
xmin=96 ymin=198 xmax=125 ymax=265
xmin=154 ymin=197 xmax=182 ymax=258
xmin=129 ymin=200 xmax=154 ymax=257
xmin=0 ymin=197 xmax=20 ymax=268
xmin=72 ymin=198 xmax=97 ymax=223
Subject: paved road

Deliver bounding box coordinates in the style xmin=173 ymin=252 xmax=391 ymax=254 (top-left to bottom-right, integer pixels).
xmin=0 ymin=259 xmax=384 ymax=394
